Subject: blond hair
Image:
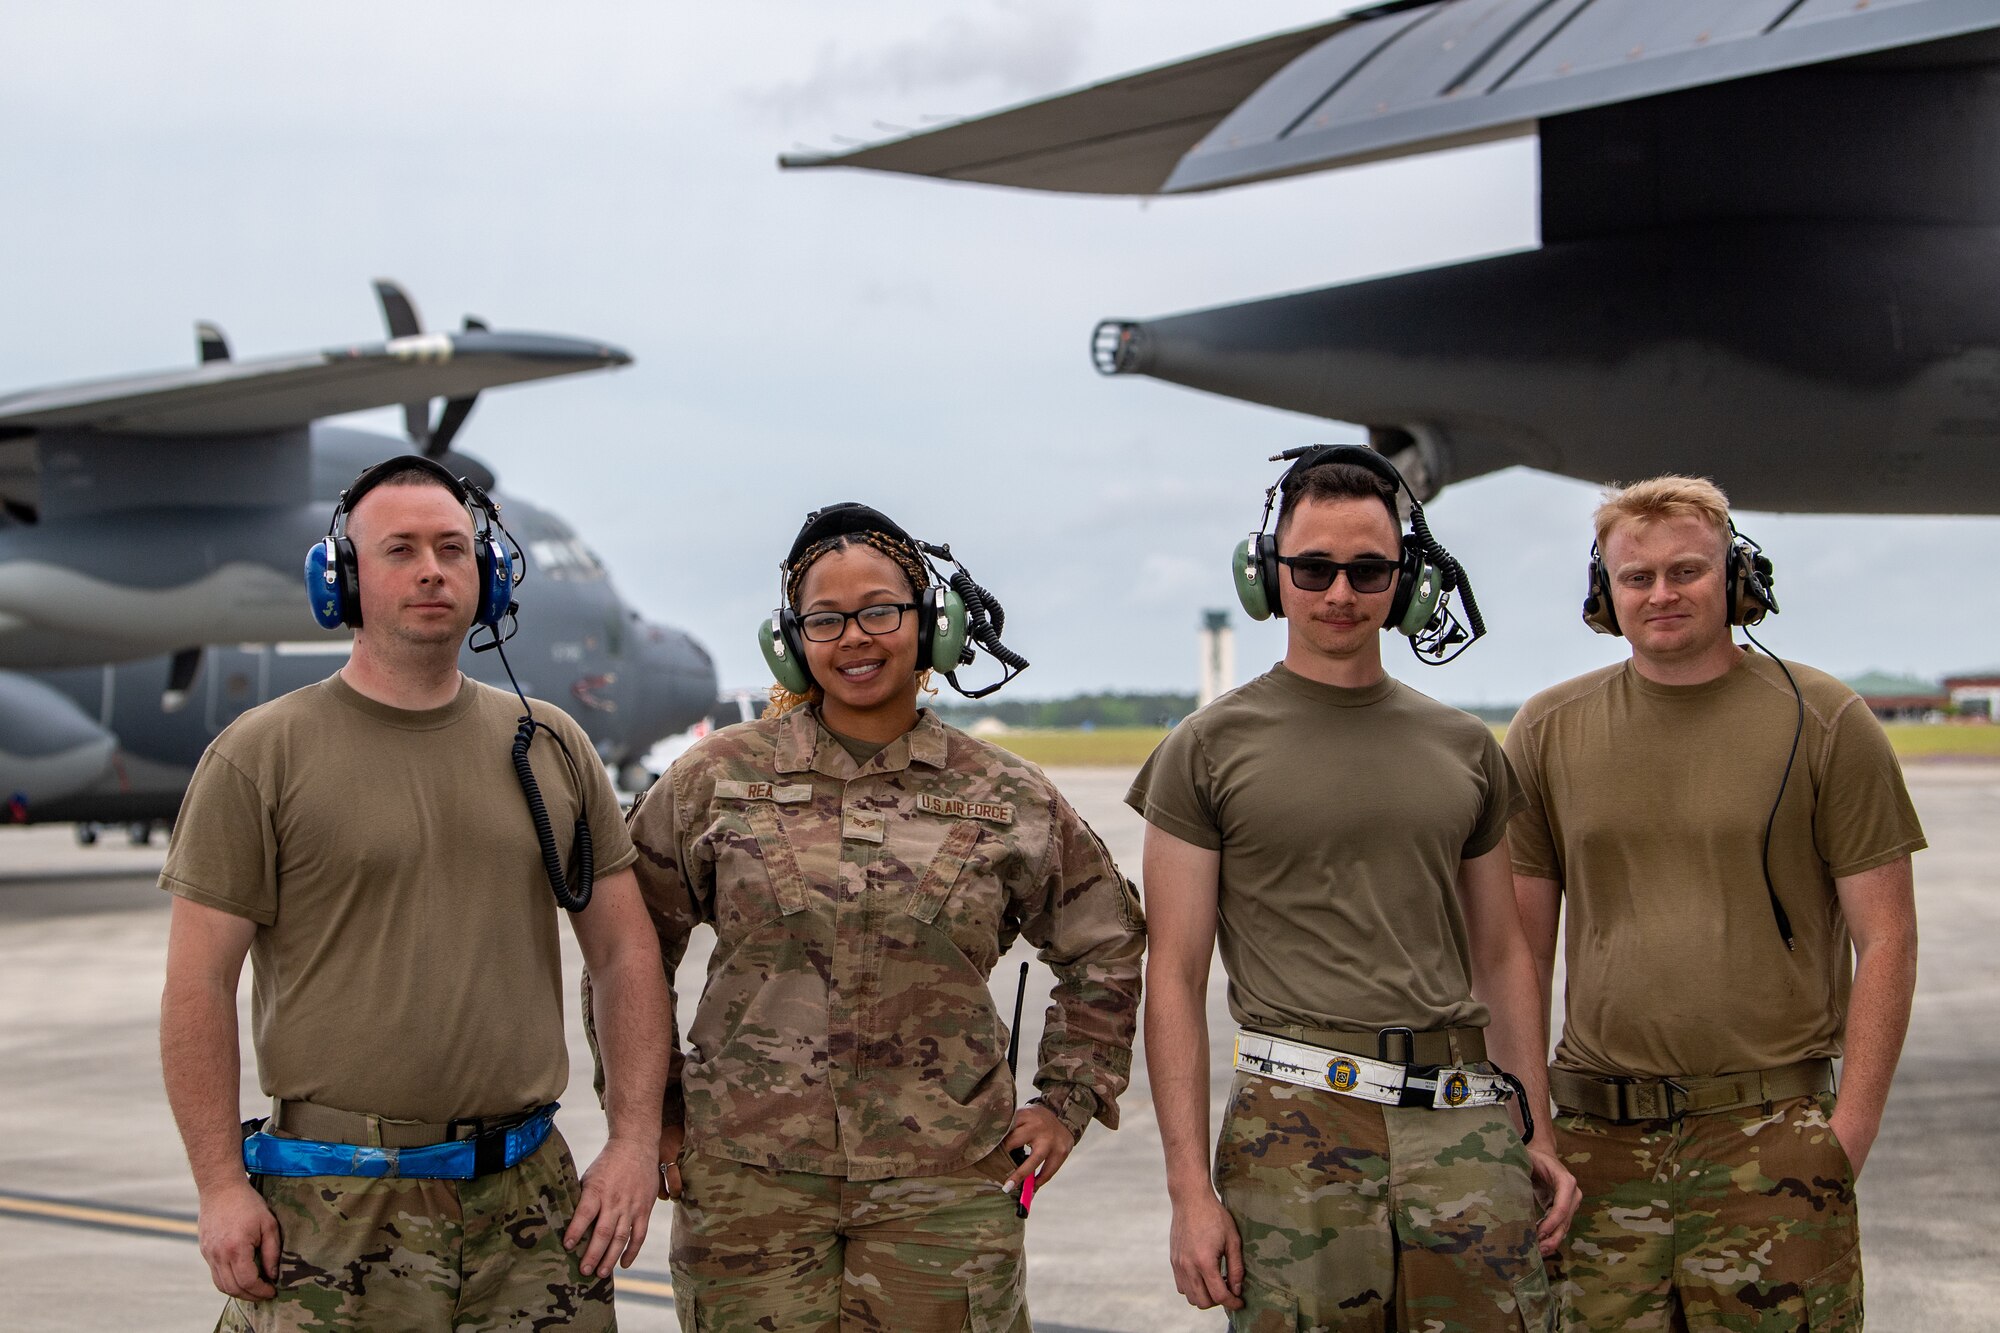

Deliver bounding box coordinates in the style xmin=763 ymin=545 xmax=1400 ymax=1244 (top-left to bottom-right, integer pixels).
xmin=1593 ymin=474 xmax=1732 ymax=554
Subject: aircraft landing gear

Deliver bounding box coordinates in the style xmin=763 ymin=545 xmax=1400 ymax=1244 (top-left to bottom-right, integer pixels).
xmin=127 ymin=821 xmax=156 ymax=847
xmin=75 ymin=823 xmax=100 ymax=847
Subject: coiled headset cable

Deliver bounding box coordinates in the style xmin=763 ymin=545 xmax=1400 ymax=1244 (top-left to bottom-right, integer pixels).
xmin=921 ymin=542 xmax=1029 ymax=699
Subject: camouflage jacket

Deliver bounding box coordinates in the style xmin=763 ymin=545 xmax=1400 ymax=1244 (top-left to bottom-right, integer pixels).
xmin=628 ymin=705 xmax=1144 ymax=1180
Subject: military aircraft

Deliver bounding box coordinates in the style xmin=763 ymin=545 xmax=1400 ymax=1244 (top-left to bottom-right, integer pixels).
xmin=0 ymin=282 xmax=718 ymax=833
xmin=784 ymin=0 xmax=2000 ymax=514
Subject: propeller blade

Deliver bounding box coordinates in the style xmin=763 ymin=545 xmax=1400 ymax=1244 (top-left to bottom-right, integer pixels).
xmin=162 ymin=645 xmax=204 ymax=713
xmin=428 ymin=395 xmax=477 ymax=458
xmin=403 ymin=401 xmax=430 ymax=450
xmin=195 ymin=322 xmax=231 ymax=363
xmin=372 ymin=279 xmax=423 ymax=339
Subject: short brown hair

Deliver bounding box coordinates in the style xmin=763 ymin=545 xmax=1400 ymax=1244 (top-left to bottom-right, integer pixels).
xmin=1593 ymin=474 xmax=1731 ymax=554
xmin=1275 ymin=461 xmax=1398 ymax=541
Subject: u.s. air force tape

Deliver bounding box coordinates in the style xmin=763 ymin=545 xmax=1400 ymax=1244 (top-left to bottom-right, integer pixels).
xmin=917 ymin=794 xmax=1013 ymax=825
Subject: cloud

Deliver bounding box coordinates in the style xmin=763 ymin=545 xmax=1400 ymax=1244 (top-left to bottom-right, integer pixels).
xmin=748 ymin=5 xmax=1090 ymax=127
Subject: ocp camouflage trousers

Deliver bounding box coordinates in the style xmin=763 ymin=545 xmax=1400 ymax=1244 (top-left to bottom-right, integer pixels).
xmin=214 ymin=1129 xmax=613 ymax=1333
xmin=1214 ymin=1070 xmax=1558 ymax=1332
xmin=668 ymin=1146 xmax=1029 ymax=1332
xmin=1553 ymin=1091 xmax=1862 ymax=1331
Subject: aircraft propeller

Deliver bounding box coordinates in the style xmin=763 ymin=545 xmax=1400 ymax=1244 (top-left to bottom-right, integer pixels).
xmin=372 ymin=279 xmax=484 ymax=460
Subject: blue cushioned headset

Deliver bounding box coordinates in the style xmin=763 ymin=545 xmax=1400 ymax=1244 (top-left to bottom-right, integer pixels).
xmin=303 ymin=454 xmax=515 ymax=631
xmin=302 ymin=458 xmax=594 ymax=915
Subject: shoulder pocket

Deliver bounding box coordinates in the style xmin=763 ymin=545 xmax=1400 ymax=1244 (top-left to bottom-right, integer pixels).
xmin=704 ymin=798 xmax=810 ymax=930
xmin=906 ymin=821 xmax=981 ymax=924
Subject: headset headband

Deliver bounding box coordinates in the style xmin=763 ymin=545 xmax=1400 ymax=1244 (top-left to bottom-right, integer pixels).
xmin=785 ymin=501 xmax=921 ymax=571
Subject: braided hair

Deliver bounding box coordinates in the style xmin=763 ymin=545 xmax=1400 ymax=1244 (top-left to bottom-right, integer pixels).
xmin=765 ymin=530 xmax=937 ymax=719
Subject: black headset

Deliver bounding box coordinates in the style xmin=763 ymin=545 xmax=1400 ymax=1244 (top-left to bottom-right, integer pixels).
xmin=303 ymin=455 xmax=515 ymax=631
xmin=1233 ymin=444 xmax=1487 ymax=664
xmin=1581 ymin=524 xmax=1778 ymax=636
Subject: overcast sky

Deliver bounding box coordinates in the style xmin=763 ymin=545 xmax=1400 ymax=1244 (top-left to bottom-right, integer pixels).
xmin=5 ymin=2 xmax=1997 ymax=706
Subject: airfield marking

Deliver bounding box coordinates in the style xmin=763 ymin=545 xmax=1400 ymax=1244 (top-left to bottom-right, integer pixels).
xmin=0 ymin=1188 xmax=677 ymax=1304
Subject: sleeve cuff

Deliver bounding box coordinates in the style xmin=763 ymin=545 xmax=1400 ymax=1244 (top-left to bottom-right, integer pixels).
xmin=1031 ymin=1086 xmax=1100 ymax=1142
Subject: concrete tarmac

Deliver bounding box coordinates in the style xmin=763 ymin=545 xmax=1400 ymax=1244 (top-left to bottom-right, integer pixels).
xmin=1 ymin=764 xmax=1994 ymax=1331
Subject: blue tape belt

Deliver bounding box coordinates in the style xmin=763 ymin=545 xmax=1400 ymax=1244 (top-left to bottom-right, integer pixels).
xmin=242 ymin=1102 xmax=558 ymax=1180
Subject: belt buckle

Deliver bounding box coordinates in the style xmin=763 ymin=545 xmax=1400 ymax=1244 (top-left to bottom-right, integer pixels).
xmin=447 ymin=1114 xmax=510 ymax=1176
xmin=1662 ymin=1078 xmax=1690 ymax=1119
xmin=1376 ymin=1026 xmax=1416 ymax=1065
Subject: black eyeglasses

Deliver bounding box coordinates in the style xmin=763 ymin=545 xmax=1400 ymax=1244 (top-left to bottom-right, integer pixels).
xmin=797 ymin=602 xmax=918 ymax=643
xmin=1275 ymin=555 xmax=1399 ymax=594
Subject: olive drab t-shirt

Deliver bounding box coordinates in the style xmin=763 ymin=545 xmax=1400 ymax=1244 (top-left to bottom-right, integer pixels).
xmin=160 ymin=673 xmax=638 ymax=1123
xmin=1126 ymin=665 xmax=1525 ymax=1036
xmin=1505 ymin=653 xmax=1926 ymax=1080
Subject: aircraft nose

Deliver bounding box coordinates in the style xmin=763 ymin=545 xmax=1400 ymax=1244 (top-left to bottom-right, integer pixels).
xmin=623 ymin=619 xmax=719 ymax=756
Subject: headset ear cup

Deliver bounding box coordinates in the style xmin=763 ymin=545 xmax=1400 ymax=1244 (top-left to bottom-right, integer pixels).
xmin=1581 ymin=560 xmax=1621 ymax=636
xmin=1385 ymin=543 xmax=1418 ymax=632
xmin=1233 ymin=537 xmax=1274 ymax=621
xmin=1396 ymin=559 xmax=1445 ymax=637
xmin=758 ymin=610 xmax=813 ymax=695
xmin=334 ymin=537 xmax=362 ymax=629
xmin=475 ymin=537 xmax=514 ymax=629
xmin=304 ymin=538 xmax=346 ymax=629
xmin=1728 ymin=543 xmax=1777 ymax=626
xmin=929 ymin=586 xmax=969 ymax=673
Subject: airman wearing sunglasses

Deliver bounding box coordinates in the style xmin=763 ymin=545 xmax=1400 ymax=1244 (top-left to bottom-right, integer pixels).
xmin=1129 ymin=453 xmax=1579 ymax=1331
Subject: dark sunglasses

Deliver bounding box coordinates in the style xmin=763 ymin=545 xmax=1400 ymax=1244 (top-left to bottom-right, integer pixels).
xmin=1275 ymin=555 xmax=1399 ymax=595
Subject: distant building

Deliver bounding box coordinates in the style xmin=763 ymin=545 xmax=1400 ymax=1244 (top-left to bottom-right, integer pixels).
xmin=1943 ymin=669 xmax=2000 ymax=721
xmin=1843 ymin=672 xmax=1947 ymax=722
xmin=1197 ymin=610 xmax=1235 ymax=710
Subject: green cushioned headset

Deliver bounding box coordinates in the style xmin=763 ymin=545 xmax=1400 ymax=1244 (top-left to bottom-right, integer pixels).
xmin=1581 ymin=525 xmax=1778 ymax=636
xmin=1232 ymin=444 xmax=1447 ymax=638
xmin=759 ymin=502 xmax=970 ymax=696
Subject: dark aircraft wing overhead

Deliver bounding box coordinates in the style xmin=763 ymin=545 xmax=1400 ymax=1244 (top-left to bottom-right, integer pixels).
xmin=782 ymin=0 xmax=2000 ymax=196
xmin=0 ymin=331 xmax=631 ymax=438
xmin=777 ymin=17 xmax=1356 ymax=194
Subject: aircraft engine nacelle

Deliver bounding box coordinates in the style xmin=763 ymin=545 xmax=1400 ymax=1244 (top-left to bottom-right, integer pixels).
xmin=0 ymin=670 xmax=117 ymax=813
xmin=1095 ymin=222 xmax=2000 ymax=514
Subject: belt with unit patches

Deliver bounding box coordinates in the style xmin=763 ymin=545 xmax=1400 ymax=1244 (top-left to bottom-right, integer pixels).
xmin=1234 ymin=1030 xmax=1515 ymax=1112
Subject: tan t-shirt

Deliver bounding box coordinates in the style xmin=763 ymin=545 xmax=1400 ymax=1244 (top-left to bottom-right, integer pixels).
xmin=1126 ymin=665 xmax=1523 ymax=1035
xmin=160 ymin=673 xmax=637 ymax=1122
xmin=1506 ymin=653 xmax=1925 ymax=1080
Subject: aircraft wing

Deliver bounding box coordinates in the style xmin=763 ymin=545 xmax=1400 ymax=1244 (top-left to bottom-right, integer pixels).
xmin=0 ymin=331 xmax=630 ymax=438
xmin=780 ymin=0 xmax=2000 ymax=196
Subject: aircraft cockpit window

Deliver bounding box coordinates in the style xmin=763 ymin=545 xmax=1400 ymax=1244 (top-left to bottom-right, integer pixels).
xmin=528 ymin=538 xmax=606 ymax=581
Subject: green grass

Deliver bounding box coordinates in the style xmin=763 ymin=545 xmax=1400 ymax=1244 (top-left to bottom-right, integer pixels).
xmin=981 ymin=728 xmax=1170 ymax=768
xmin=982 ymin=722 xmax=2000 ymax=767
xmin=1880 ymin=723 xmax=2000 ymax=760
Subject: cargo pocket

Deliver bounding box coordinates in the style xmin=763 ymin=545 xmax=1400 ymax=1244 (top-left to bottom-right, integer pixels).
xmin=963 ymin=1249 xmax=1028 ymax=1332
xmin=1510 ymin=1263 xmax=1558 ymax=1332
xmin=1802 ymin=1244 xmax=1864 ymax=1330
xmin=1229 ymin=1272 xmax=1303 ymax=1332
